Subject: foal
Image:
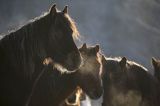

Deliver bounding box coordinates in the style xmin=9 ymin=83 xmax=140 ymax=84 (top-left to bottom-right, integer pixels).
xmin=101 ymin=56 xmax=160 ymax=106
xmin=28 ymin=44 xmax=103 ymax=106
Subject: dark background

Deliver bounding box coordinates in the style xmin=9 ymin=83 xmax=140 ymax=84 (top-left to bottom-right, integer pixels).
xmin=0 ymin=0 xmax=160 ymax=72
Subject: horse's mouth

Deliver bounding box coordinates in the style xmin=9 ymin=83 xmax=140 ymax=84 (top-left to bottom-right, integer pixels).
xmin=88 ymin=89 xmax=103 ymax=100
xmin=53 ymin=62 xmax=77 ymax=74
xmin=43 ymin=57 xmax=77 ymax=74
xmin=88 ymin=93 xmax=102 ymax=100
xmin=42 ymin=55 xmax=84 ymax=74
xmin=64 ymin=64 xmax=80 ymax=72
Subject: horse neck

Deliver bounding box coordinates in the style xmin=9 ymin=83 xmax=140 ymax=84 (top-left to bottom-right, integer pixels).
xmin=0 ymin=14 xmax=51 ymax=79
xmin=154 ymin=71 xmax=160 ymax=82
xmin=72 ymin=69 xmax=84 ymax=86
xmin=55 ymin=72 xmax=78 ymax=103
xmin=29 ymin=69 xmax=78 ymax=106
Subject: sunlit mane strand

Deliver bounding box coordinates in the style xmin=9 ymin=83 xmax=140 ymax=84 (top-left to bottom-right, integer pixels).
xmin=106 ymin=56 xmax=148 ymax=72
xmin=64 ymin=14 xmax=80 ymax=40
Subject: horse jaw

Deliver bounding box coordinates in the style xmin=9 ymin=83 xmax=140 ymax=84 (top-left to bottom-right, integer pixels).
xmin=43 ymin=57 xmax=77 ymax=74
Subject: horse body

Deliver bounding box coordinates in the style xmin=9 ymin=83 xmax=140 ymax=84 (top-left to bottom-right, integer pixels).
xmin=28 ymin=44 xmax=103 ymax=106
xmin=0 ymin=5 xmax=81 ymax=105
xmin=0 ymin=20 xmax=46 ymax=105
xmin=28 ymin=67 xmax=76 ymax=106
xmin=102 ymin=56 xmax=160 ymax=106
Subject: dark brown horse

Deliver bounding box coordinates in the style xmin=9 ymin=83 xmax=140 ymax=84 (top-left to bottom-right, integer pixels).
xmin=152 ymin=57 xmax=160 ymax=82
xmin=0 ymin=4 xmax=81 ymax=106
xmin=28 ymin=44 xmax=103 ymax=106
xmin=101 ymin=56 xmax=160 ymax=106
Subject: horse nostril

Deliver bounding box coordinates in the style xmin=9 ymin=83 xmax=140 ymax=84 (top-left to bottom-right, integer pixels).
xmin=94 ymin=88 xmax=103 ymax=98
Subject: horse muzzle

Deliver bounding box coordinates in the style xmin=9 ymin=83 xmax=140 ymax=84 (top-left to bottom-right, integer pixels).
xmin=88 ymin=87 xmax=103 ymax=100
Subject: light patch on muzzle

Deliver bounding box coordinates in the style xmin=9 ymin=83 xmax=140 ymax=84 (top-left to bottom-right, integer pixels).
xmin=43 ymin=57 xmax=77 ymax=74
xmin=79 ymin=56 xmax=100 ymax=74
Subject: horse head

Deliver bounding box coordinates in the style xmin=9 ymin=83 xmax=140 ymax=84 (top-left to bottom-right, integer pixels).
xmin=77 ymin=43 xmax=103 ymax=99
xmin=46 ymin=4 xmax=81 ymax=71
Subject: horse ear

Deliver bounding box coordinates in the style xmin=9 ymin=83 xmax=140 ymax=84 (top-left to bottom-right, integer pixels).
xmin=81 ymin=43 xmax=87 ymax=50
xmin=119 ymin=57 xmax=127 ymax=68
xmin=152 ymin=57 xmax=158 ymax=68
xmin=79 ymin=43 xmax=87 ymax=52
xmin=95 ymin=44 xmax=100 ymax=53
xmin=50 ymin=4 xmax=57 ymax=15
xmin=63 ymin=5 xmax=68 ymax=14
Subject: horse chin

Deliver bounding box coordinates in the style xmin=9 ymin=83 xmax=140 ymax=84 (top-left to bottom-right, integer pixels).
xmin=51 ymin=58 xmax=81 ymax=72
xmin=64 ymin=64 xmax=80 ymax=71
xmin=88 ymin=95 xmax=99 ymax=100
xmin=59 ymin=62 xmax=80 ymax=72
xmin=53 ymin=62 xmax=77 ymax=74
xmin=87 ymin=89 xmax=103 ymax=100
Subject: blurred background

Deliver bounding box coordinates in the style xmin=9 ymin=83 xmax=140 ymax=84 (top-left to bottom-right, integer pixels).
xmin=0 ymin=0 xmax=160 ymax=72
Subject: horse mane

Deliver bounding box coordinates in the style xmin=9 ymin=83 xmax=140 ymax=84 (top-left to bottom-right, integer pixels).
xmin=0 ymin=7 xmax=80 ymax=40
xmin=0 ymin=11 xmax=47 ymax=38
xmin=57 ymin=13 xmax=80 ymax=40
xmin=46 ymin=11 xmax=80 ymax=40
xmin=127 ymin=60 xmax=148 ymax=72
xmin=105 ymin=56 xmax=148 ymax=72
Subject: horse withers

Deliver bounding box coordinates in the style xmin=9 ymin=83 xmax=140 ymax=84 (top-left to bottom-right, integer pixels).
xmin=0 ymin=4 xmax=81 ymax=106
xmin=28 ymin=44 xmax=103 ymax=106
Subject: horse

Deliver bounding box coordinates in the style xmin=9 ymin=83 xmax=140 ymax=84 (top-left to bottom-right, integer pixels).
xmin=152 ymin=57 xmax=160 ymax=82
xmin=101 ymin=56 xmax=160 ymax=106
xmin=28 ymin=44 xmax=103 ymax=106
xmin=0 ymin=4 xmax=81 ymax=106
